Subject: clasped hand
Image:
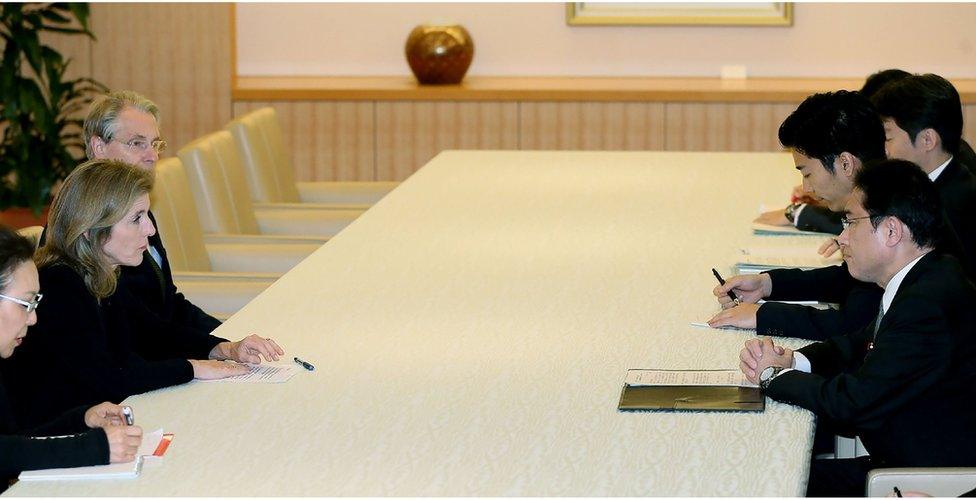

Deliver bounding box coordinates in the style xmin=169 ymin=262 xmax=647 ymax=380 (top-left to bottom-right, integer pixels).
xmin=739 ymin=337 xmax=794 ymax=384
xmin=84 ymin=402 xmax=143 ymax=463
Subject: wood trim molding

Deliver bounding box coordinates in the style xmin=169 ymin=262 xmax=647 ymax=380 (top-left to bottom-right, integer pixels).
xmin=233 ymin=76 xmax=976 ymax=103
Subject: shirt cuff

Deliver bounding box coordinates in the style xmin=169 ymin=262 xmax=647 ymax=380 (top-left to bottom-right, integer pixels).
xmin=792 ymin=352 xmax=812 ymax=373
xmin=792 ymin=203 xmax=808 ymax=228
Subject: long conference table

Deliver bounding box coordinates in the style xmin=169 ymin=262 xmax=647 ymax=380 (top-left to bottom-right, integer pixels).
xmin=9 ymin=151 xmax=820 ymax=496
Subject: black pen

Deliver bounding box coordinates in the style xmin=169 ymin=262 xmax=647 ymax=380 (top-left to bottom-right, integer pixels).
xmin=711 ymin=268 xmax=741 ymax=305
xmin=294 ymin=357 xmax=315 ymax=371
xmin=893 ymin=486 xmax=903 ymax=497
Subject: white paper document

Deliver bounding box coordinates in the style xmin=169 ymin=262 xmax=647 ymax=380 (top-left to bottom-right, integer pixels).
xmin=690 ymin=321 xmax=755 ymax=332
xmin=202 ymin=363 xmax=298 ymax=383
xmin=737 ymin=245 xmax=842 ymax=269
xmin=625 ymin=369 xmax=758 ymax=388
xmin=19 ymin=429 xmax=165 ymax=481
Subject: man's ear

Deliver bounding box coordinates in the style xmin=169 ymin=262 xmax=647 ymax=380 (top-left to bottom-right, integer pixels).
xmin=89 ymin=136 xmax=107 ymax=158
xmin=882 ymin=216 xmax=906 ymax=248
xmin=914 ymin=128 xmax=941 ymax=154
xmin=837 ymin=152 xmax=859 ymax=179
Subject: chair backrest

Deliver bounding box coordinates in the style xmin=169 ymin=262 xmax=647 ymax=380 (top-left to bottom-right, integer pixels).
xmin=225 ymin=107 xmax=301 ymax=203
xmin=177 ymin=130 xmax=261 ymax=235
xmin=150 ymin=158 xmax=213 ymax=272
xmin=16 ymin=226 xmax=44 ymax=250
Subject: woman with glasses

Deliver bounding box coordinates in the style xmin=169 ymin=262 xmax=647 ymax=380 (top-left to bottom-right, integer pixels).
xmin=2 ymin=159 xmax=253 ymax=427
xmin=0 ymin=226 xmax=143 ymax=492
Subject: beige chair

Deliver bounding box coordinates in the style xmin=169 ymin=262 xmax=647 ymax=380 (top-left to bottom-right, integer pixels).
xmin=151 ymin=157 xmax=323 ymax=318
xmin=178 ymin=131 xmax=364 ymax=238
xmin=866 ymin=468 xmax=976 ymax=497
xmin=226 ymin=107 xmax=398 ymax=205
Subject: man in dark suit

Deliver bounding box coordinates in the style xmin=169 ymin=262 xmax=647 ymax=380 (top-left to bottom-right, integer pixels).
xmin=871 ymin=74 xmax=976 ymax=269
xmin=740 ymin=160 xmax=976 ymax=497
xmin=709 ymin=91 xmax=886 ymax=341
xmin=81 ymin=90 xmax=282 ymax=363
xmin=757 ymin=69 xmax=976 ymax=235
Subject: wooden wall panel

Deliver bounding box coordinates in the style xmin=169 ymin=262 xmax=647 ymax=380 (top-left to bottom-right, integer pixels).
xmin=375 ymin=102 xmax=518 ymax=181
xmin=233 ymin=101 xmax=375 ymax=182
xmin=519 ymin=102 xmax=665 ymax=151
xmin=88 ymin=3 xmax=231 ymax=155
xmin=663 ymin=103 xmax=795 ymax=152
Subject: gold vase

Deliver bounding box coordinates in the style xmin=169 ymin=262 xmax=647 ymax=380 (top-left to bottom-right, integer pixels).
xmin=404 ymin=24 xmax=474 ymax=85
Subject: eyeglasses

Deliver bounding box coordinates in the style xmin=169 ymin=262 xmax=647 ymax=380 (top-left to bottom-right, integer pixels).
xmin=0 ymin=293 xmax=43 ymax=314
xmin=115 ymin=137 xmax=167 ymax=154
xmin=840 ymin=215 xmax=876 ymax=230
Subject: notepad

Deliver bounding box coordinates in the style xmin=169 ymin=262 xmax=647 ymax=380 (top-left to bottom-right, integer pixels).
xmin=618 ymin=369 xmax=764 ymax=412
xmin=735 ymin=245 xmax=842 ymax=274
xmin=19 ymin=429 xmax=166 ymax=481
xmin=752 ymin=221 xmax=834 ymax=236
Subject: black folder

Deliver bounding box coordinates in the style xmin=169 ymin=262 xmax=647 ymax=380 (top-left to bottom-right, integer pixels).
xmin=617 ymin=384 xmax=765 ymax=412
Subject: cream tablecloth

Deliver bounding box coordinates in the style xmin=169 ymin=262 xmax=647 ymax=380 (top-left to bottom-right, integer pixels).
xmin=8 ymin=151 xmax=818 ymax=496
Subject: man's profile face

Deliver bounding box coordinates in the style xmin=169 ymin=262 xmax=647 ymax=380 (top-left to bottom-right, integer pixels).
xmin=792 ymin=150 xmax=851 ymax=212
xmin=883 ymin=118 xmax=924 ymax=166
xmin=837 ymin=189 xmax=886 ymax=284
xmin=93 ymin=107 xmax=160 ymax=172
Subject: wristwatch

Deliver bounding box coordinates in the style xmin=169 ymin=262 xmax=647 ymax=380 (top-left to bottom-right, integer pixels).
xmin=759 ymin=366 xmax=784 ymax=390
xmin=784 ymin=203 xmax=801 ymax=223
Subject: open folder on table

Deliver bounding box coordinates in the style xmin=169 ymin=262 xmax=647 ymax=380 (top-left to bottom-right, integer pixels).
xmin=618 ymin=369 xmax=764 ymax=412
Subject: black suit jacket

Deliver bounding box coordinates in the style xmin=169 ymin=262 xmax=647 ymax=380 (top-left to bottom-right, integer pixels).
xmin=766 ymin=252 xmax=976 ymax=468
xmin=933 ymin=158 xmax=976 ymax=273
xmin=794 ymin=205 xmax=843 ymax=235
xmin=758 ymin=264 xmax=882 ymax=341
xmin=956 ymin=139 xmax=976 ymax=176
xmin=1 ymin=264 xmax=196 ymax=427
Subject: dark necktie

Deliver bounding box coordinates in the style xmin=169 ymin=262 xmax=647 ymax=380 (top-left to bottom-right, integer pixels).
xmin=868 ymin=302 xmax=884 ymax=351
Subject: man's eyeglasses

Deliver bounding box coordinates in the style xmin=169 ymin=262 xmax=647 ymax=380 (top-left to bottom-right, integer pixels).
xmin=0 ymin=293 xmax=43 ymax=314
xmin=115 ymin=137 xmax=167 ymax=154
xmin=840 ymin=215 xmax=876 ymax=230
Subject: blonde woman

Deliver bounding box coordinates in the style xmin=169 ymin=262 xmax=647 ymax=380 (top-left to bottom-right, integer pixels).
xmin=3 ymin=160 xmax=276 ymax=425
xmin=0 ymin=226 xmax=142 ymax=492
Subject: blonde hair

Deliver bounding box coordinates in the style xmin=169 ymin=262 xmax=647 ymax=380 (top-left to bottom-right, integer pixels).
xmin=84 ymin=90 xmax=160 ymax=159
xmin=36 ymin=159 xmax=154 ymax=299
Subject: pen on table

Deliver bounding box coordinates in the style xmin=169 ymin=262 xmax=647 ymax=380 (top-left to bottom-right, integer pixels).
xmin=294 ymin=357 xmax=315 ymax=371
xmin=711 ymin=268 xmax=741 ymax=305
xmin=893 ymin=486 xmax=903 ymax=497
xmin=122 ymin=406 xmax=134 ymax=426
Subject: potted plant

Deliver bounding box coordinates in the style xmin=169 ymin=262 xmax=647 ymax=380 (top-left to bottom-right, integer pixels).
xmin=0 ymin=3 xmax=106 ymax=227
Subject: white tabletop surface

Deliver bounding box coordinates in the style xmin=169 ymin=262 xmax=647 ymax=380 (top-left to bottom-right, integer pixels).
xmin=8 ymin=150 xmax=818 ymax=496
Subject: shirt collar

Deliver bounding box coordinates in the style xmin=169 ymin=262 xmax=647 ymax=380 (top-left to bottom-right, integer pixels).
xmin=881 ymin=252 xmax=928 ymax=314
xmin=928 ymin=156 xmax=953 ymax=181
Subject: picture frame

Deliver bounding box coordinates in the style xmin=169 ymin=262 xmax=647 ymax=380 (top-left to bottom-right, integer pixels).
xmin=566 ymin=2 xmax=793 ymax=27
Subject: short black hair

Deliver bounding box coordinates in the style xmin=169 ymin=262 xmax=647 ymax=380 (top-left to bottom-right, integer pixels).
xmin=870 ymin=73 xmax=963 ymax=155
xmin=854 ymin=159 xmax=943 ymax=249
xmin=778 ymin=90 xmax=886 ymax=174
xmin=860 ymin=69 xmax=911 ymax=99
xmin=0 ymin=225 xmax=36 ymax=292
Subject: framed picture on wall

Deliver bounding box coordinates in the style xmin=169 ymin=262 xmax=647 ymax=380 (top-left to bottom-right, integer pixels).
xmin=566 ymin=2 xmax=793 ymax=26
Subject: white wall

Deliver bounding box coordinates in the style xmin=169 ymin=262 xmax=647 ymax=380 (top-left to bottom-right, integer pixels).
xmin=236 ymin=2 xmax=976 ymax=78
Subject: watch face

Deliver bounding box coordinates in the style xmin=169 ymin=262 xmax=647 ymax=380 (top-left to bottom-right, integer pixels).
xmin=760 ymin=366 xmax=776 ymax=382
